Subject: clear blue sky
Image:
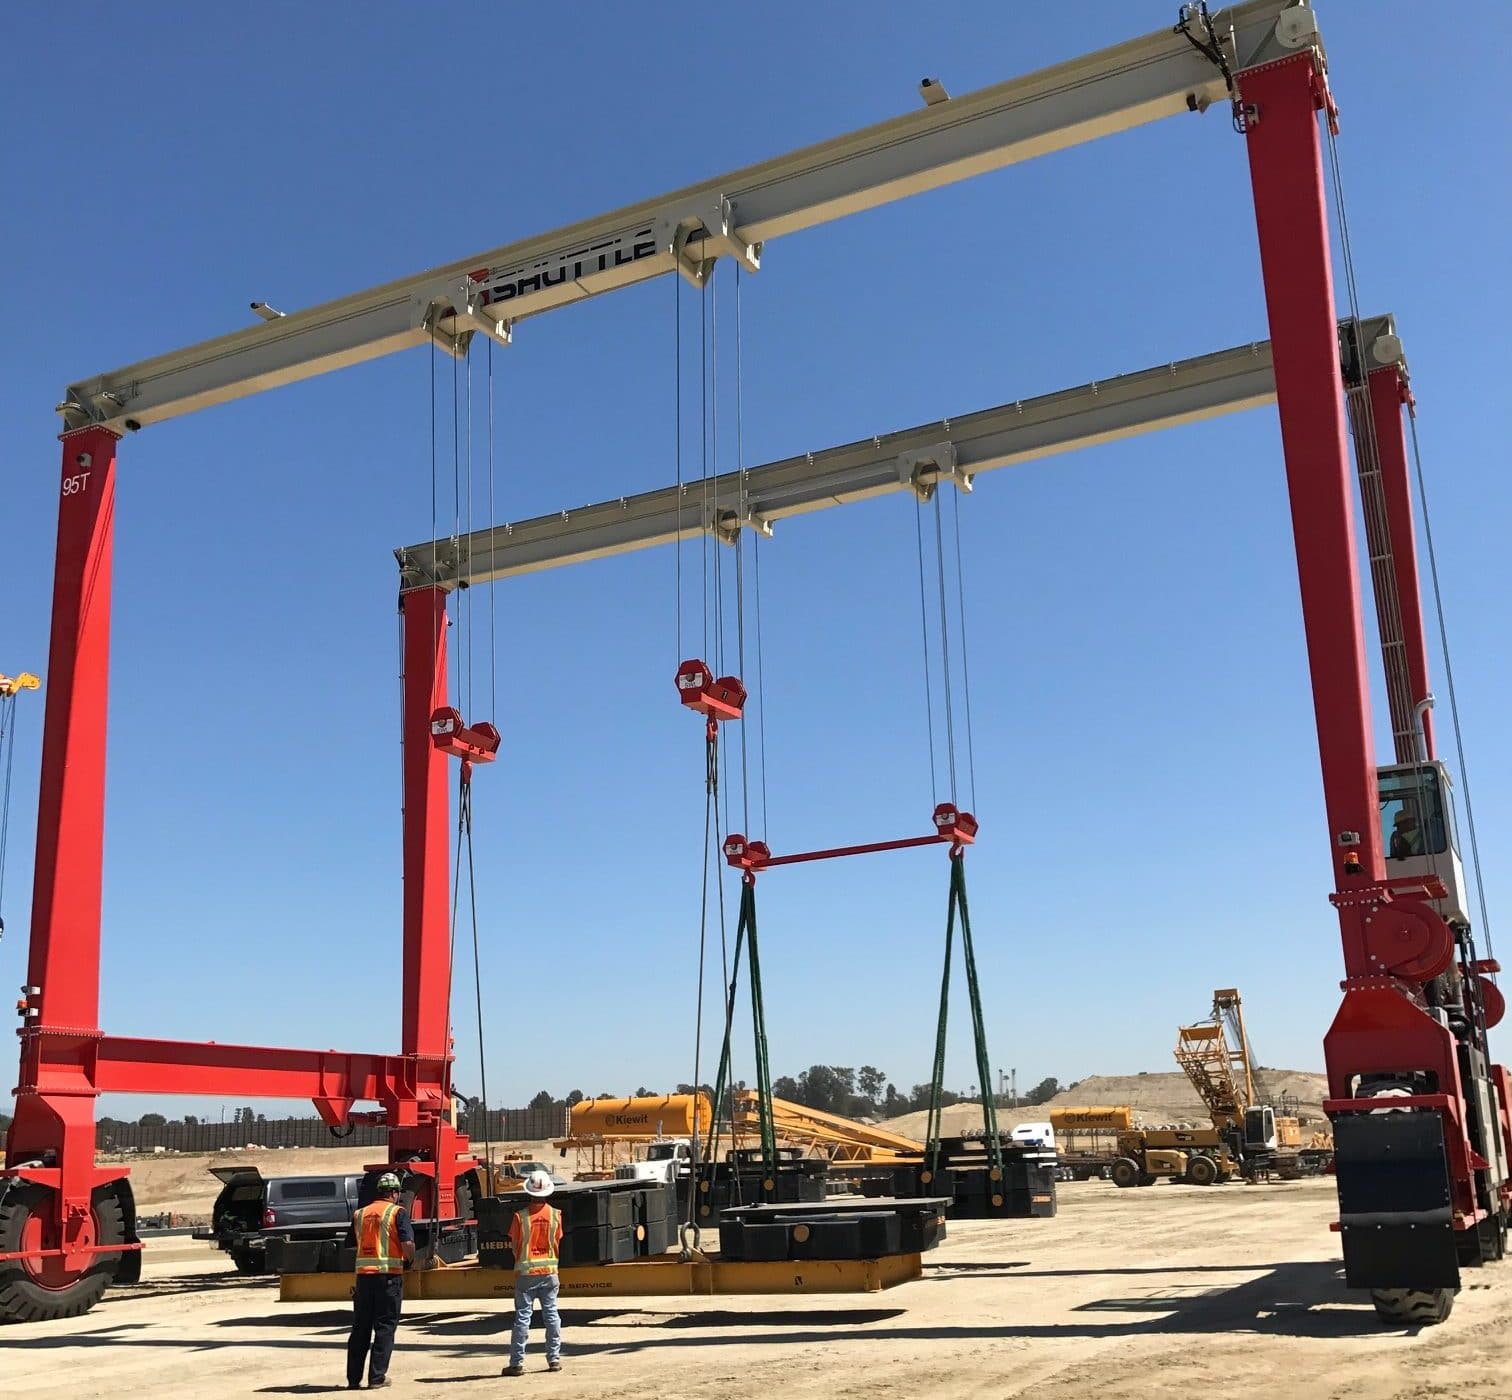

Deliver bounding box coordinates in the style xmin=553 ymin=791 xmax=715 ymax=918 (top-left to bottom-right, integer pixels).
xmin=2 ymin=2 xmax=1508 ymax=1122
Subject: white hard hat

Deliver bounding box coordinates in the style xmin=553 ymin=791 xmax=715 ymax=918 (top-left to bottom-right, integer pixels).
xmin=524 ymin=1169 xmax=555 ymax=1199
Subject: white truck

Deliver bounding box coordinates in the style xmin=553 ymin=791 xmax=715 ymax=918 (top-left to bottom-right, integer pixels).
xmin=613 ymin=1138 xmax=693 ymax=1185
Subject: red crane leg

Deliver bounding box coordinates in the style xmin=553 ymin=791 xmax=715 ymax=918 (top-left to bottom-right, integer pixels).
xmin=400 ymin=586 xmax=453 ymax=1073
xmin=392 ymin=586 xmax=467 ymax=1219
xmin=1368 ymin=366 xmax=1436 ymax=760
xmin=5 ymin=428 xmax=127 ymax=1257
xmin=1240 ymin=53 xmax=1383 ymax=902
xmin=1242 ymin=53 xmax=1474 ymax=1286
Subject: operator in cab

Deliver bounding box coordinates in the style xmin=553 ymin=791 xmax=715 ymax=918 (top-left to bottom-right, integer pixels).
xmin=346 ymin=1171 xmax=415 ymax=1390
xmin=1390 ymin=805 xmax=1425 ymax=860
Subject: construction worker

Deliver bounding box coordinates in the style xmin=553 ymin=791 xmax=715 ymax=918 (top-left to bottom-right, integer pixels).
xmin=347 ymin=1172 xmax=415 ymax=1390
xmin=503 ymin=1169 xmax=565 ymax=1376
xmin=1391 ymin=805 xmax=1425 ymax=860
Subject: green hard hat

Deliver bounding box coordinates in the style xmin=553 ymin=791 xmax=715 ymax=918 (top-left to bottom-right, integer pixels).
xmin=376 ymin=1172 xmax=403 ymax=1192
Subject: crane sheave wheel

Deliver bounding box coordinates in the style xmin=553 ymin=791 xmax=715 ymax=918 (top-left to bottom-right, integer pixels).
xmin=1370 ymin=1287 xmax=1455 ymax=1327
xmin=0 ymin=1184 xmax=125 ymax=1322
xmin=1186 ymin=1155 xmax=1219 ymax=1187
xmin=1110 ymin=1158 xmax=1141 ymax=1189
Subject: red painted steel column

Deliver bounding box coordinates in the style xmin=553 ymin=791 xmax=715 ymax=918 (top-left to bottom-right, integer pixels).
xmin=399 ymin=587 xmax=452 ymax=1075
xmin=1239 ymin=53 xmax=1384 ymax=912
xmin=6 ymin=427 xmax=122 ymax=1231
xmin=1368 ymin=366 xmax=1436 ymax=760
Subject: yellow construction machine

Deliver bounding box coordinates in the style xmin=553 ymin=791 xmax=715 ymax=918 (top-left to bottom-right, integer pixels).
xmin=1111 ymin=988 xmax=1331 ymax=1187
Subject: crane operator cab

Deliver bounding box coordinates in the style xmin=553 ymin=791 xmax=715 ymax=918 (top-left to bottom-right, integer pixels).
xmin=1242 ymin=1105 xmax=1278 ymax=1155
xmin=1377 ymin=760 xmax=1470 ymax=928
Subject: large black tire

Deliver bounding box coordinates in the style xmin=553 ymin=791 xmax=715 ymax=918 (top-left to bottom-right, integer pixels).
xmin=0 ymin=1184 xmax=125 ymax=1322
xmin=1110 ymin=1157 xmax=1141 ymax=1189
xmin=230 ymin=1248 xmax=266 ymax=1276
xmin=1186 ymin=1155 xmax=1220 ymax=1187
xmin=1370 ymin=1287 xmax=1455 ymax=1327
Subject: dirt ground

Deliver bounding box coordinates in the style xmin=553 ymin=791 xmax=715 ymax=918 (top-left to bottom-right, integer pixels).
xmin=2 ymin=1176 xmax=1506 ymax=1399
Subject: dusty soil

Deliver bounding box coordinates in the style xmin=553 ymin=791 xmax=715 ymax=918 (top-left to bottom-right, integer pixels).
xmin=880 ymin=1068 xmax=1329 ymax=1140
xmin=3 ymin=1176 xmax=1506 ymax=1399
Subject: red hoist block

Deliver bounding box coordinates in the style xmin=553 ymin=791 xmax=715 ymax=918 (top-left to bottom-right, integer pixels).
xmin=429 ymin=707 xmax=501 ymax=764
xmin=676 ymin=660 xmax=746 ymax=722
xmin=723 ymin=834 xmax=772 ymax=872
xmin=932 ymin=803 xmax=978 ymax=845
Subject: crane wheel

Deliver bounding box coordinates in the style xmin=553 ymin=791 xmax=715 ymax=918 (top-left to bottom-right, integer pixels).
xmin=1186 ymin=1155 xmax=1220 ymax=1187
xmin=1369 ymin=1287 xmax=1455 ymax=1327
xmin=0 ymin=1183 xmax=126 ymax=1322
xmin=1110 ymin=1158 xmax=1141 ymax=1189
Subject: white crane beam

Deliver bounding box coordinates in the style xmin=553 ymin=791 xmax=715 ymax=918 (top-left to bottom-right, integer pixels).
xmin=395 ymin=313 xmax=1399 ymax=591
xmin=60 ymin=2 xmax=1311 ymax=435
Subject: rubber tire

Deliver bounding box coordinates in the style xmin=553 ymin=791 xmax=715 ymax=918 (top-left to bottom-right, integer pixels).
xmin=0 ymin=1184 xmax=125 ymax=1322
xmin=1137 ymin=1173 xmax=1158 ymax=1187
xmin=1110 ymin=1158 xmax=1141 ymax=1189
xmin=231 ymin=1249 xmax=265 ymax=1276
xmin=1370 ymin=1287 xmax=1455 ymax=1327
xmin=1186 ymin=1155 xmax=1219 ymax=1187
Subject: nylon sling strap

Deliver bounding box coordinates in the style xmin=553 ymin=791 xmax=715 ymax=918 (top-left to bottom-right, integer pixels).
xmin=925 ymin=853 xmax=1003 ymax=1183
xmin=704 ymin=878 xmax=777 ymax=1193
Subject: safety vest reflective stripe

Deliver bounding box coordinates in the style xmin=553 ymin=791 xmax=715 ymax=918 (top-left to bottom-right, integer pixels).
xmin=512 ymin=1205 xmax=561 ymax=1274
xmin=355 ymin=1202 xmax=403 ymax=1274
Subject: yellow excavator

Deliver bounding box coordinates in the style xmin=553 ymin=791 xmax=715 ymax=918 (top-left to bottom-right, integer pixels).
xmin=1112 ymin=988 xmax=1331 ymax=1187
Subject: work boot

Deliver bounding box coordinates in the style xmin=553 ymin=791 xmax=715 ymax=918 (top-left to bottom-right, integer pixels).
xmin=548 ymin=1360 xmax=564 ymax=1372
xmin=369 ymin=1382 xmax=391 ymax=1391
xmin=503 ymin=1364 xmax=525 ymax=1377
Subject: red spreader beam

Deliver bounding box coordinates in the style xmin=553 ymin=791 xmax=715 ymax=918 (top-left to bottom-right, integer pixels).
xmin=724 ymin=803 xmax=977 ymax=873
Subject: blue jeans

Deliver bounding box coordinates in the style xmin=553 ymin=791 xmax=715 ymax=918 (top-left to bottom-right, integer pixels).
xmin=511 ymin=1273 xmax=561 ymax=1366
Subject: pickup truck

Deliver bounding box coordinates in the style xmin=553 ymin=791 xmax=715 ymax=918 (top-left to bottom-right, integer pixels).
xmin=614 ymin=1139 xmax=693 ymax=1185
xmin=195 ymin=1167 xmax=363 ymax=1275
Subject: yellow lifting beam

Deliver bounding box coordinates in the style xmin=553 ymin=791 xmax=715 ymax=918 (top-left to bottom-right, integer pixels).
xmin=280 ymin=1252 xmax=923 ymax=1304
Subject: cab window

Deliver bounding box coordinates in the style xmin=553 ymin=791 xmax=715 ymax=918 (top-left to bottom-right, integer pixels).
xmin=1378 ymin=767 xmax=1449 ymax=860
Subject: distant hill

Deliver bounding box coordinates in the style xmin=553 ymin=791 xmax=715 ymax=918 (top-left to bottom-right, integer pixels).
xmin=878 ymin=1068 xmax=1328 ymax=1141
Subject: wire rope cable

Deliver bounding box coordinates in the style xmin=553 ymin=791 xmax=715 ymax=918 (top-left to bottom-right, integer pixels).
xmin=950 ymin=485 xmax=980 ymax=813
xmin=487 ymin=338 xmax=498 ymax=717
xmin=913 ymin=496 xmax=940 ymax=805
xmin=0 ymin=694 xmax=19 ymax=931
xmin=1408 ymin=410 xmax=1495 ymax=960
xmin=932 ymin=491 xmax=959 ymax=804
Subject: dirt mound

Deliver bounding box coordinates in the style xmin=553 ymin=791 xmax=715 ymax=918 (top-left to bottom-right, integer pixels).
xmin=878 ymin=1069 xmax=1327 ymax=1139
xmin=1047 ymin=1070 xmax=1327 ymax=1124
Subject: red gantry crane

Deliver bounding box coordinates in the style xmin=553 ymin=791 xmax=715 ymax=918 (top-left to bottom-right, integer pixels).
xmin=3 ymin=1 xmax=1506 ymax=1327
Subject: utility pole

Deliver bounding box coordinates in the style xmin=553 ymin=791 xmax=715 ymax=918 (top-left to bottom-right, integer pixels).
xmin=1011 ymin=1069 xmax=1018 ymax=1109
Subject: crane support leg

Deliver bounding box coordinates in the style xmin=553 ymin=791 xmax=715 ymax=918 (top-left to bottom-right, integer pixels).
xmin=390 ymin=586 xmax=469 ymax=1222
xmin=0 ymin=429 xmax=138 ymax=1318
xmin=1241 ymin=49 xmax=1506 ymax=1315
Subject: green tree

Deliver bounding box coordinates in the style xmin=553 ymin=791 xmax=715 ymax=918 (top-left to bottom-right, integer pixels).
xmin=565 ymin=1089 xmax=585 ymax=1107
xmin=138 ymin=1112 xmax=167 ymax=1128
xmin=856 ymin=1066 xmax=887 ymax=1107
xmin=1024 ymin=1077 xmax=1061 ymax=1106
xmin=527 ymin=1089 xmax=556 ymax=1113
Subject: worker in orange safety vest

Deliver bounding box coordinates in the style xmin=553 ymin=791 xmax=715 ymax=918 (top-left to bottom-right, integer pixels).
xmin=503 ymin=1169 xmax=565 ymax=1376
xmin=346 ymin=1172 xmax=415 ymax=1389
